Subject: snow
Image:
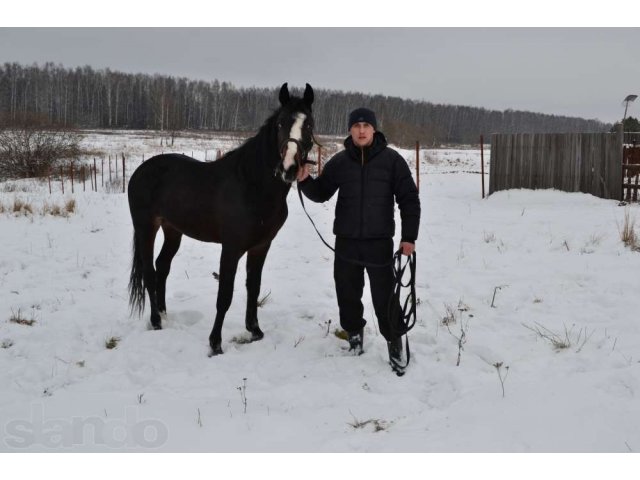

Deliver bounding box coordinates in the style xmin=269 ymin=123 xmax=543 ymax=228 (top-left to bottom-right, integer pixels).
xmin=1 ymin=131 xmax=640 ymax=459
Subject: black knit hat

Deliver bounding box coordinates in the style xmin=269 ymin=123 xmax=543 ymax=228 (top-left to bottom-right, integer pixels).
xmin=348 ymin=107 xmax=377 ymax=130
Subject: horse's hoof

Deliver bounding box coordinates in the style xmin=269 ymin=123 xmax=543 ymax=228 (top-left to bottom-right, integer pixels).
xmin=150 ymin=314 xmax=162 ymax=330
xmin=208 ymin=344 xmax=224 ymax=357
xmin=250 ymin=328 xmax=264 ymax=342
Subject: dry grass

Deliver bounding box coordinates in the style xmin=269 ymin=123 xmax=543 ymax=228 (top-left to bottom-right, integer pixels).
xmin=45 ymin=203 xmax=63 ymax=216
xmin=347 ymin=412 xmax=390 ymax=432
xmin=1 ymin=182 xmax=31 ymax=193
xmin=333 ymin=329 xmax=349 ymax=341
xmin=523 ymin=322 xmax=594 ymax=352
xmin=620 ymin=209 xmax=639 ymax=251
xmin=65 ymin=198 xmax=76 ymax=214
xmin=523 ymin=322 xmax=571 ymax=350
xmin=441 ymin=300 xmax=469 ymax=326
xmin=105 ymin=336 xmax=121 ymax=350
xmin=257 ymin=291 xmax=271 ymax=308
xmin=1 ymin=197 xmax=77 ymax=217
xmin=12 ymin=198 xmax=33 ymax=215
xmin=441 ymin=303 xmax=457 ymax=326
xmin=104 ymin=179 xmax=124 ymax=194
xmin=9 ymin=309 xmax=36 ymax=326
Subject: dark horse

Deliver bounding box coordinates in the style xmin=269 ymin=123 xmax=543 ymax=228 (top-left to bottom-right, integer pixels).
xmin=127 ymin=83 xmax=315 ymax=355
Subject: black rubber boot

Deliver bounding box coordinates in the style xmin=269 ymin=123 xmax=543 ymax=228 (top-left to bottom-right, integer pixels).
xmin=348 ymin=328 xmax=364 ymax=356
xmin=387 ymin=337 xmax=405 ymax=376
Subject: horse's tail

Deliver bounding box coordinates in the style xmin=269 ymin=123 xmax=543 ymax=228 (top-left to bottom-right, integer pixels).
xmin=128 ymin=231 xmax=146 ymax=316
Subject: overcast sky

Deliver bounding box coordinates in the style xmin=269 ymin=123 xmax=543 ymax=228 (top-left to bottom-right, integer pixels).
xmin=1 ymin=27 xmax=639 ymax=124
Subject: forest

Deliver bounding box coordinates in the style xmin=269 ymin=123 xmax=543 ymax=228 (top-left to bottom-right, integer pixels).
xmin=0 ymin=62 xmax=610 ymax=145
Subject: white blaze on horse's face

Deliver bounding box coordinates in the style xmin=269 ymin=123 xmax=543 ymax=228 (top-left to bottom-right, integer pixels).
xmin=282 ymin=113 xmax=307 ymax=172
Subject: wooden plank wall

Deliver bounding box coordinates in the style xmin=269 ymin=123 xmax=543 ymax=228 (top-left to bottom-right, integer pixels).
xmin=489 ymin=130 xmax=623 ymax=200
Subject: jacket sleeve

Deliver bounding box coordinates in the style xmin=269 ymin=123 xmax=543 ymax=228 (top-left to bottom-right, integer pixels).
xmin=298 ymin=155 xmax=340 ymax=203
xmin=393 ymin=153 xmax=421 ymax=243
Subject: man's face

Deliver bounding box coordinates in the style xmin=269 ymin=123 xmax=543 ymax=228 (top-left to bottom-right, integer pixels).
xmin=350 ymin=122 xmax=375 ymax=148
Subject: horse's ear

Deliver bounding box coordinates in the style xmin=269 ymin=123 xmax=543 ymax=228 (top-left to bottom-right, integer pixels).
xmin=279 ymin=83 xmax=290 ymax=106
xmin=303 ymin=83 xmax=314 ymax=107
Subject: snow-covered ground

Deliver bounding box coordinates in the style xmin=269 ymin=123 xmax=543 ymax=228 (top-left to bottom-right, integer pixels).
xmin=1 ymin=131 xmax=639 ymax=455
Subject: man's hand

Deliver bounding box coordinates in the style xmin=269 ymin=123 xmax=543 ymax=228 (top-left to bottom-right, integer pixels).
xmin=297 ymin=164 xmax=310 ymax=182
xmin=399 ymin=242 xmax=415 ymax=256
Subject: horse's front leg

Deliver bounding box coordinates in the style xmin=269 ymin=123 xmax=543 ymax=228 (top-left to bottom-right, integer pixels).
xmin=209 ymin=245 xmax=243 ymax=356
xmin=245 ymin=241 xmax=272 ymax=341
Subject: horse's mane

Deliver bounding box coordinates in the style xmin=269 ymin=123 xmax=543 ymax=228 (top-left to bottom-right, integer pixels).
xmin=220 ymin=97 xmax=310 ymax=163
xmin=219 ymin=108 xmax=279 ymax=163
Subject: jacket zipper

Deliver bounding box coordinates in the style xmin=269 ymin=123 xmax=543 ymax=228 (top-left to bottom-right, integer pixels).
xmin=359 ymin=147 xmax=365 ymax=238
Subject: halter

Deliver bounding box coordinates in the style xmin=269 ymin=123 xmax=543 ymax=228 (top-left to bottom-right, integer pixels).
xmin=280 ymin=137 xmax=316 ymax=167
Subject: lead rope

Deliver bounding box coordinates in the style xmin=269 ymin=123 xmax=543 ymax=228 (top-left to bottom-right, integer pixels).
xmin=297 ymin=186 xmax=392 ymax=268
xmin=387 ymin=250 xmax=417 ymax=376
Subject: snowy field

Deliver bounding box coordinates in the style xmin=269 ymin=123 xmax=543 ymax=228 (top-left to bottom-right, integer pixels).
xmin=1 ymin=130 xmax=640 ymax=457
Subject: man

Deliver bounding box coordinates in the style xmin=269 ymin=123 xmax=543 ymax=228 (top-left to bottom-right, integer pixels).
xmin=297 ymin=107 xmax=421 ymax=370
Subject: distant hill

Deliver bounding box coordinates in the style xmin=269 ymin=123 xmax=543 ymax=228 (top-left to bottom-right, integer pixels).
xmin=0 ymin=62 xmax=610 ymax=146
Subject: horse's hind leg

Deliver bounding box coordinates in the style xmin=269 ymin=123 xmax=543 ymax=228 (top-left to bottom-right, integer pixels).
xmin=155 ymin=225 xmax=183 ymax=316
xmin=209 ymin=245 xmax=243 ymax=355
xmin=137 ymin=220 xmax=162 ymax=329
xmin=245 ymin=241 xmax=272 ymax=342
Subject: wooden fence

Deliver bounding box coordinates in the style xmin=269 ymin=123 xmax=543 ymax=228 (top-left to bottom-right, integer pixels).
xmin=42 ymin=144 xmax=329 ymax=196
xmin=489 ymin=130 xmax=623 ymax=200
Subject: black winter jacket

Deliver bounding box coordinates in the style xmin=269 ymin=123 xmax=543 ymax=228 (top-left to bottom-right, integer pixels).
xmin=299 ymin=132 xmax=420 ymax=242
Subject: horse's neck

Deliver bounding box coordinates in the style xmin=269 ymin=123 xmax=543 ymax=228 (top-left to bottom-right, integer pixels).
xmin=234 ymin=129 xmax=285 ymax=193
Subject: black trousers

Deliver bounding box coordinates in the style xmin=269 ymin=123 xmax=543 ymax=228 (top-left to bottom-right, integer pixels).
xmin=334 ymin=237 xmax=404 ymax=341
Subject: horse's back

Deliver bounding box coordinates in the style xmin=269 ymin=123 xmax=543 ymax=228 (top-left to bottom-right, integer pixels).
xmin=128 ymin=153 xmax=238 ymax=242
xmin=129 ymin=153 xmax=202 ymax=184
xmin=128 ymin=153 xmax=216 ymax=199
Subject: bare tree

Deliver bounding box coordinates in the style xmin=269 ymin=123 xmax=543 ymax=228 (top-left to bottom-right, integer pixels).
xmin=0 ymin=114 xmax=82 ymax=180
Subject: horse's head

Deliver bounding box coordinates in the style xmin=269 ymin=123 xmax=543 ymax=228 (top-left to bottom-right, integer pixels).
xmin=275 ymin=82 xmax=315 ymax=183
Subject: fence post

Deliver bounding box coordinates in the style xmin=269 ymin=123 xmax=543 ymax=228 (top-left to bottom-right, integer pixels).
xmin=618 ymin=123 xmax=624 ymax=201
xmin=122 ymin=154 xmax=126 ymax=193
xmin=109 ymin=155 xmax=112 ymax=183
xmin=415 ymin=141 xmax=420 ymax=193
xmin=94 ymin=158 xmax=97 ymax=192
xmin=82 ymin=165 xmax=86 ymax=192
xmin=481 ymin=135 xmax=485 ymax=199
xmin=60 ymin=165 xmax=64 ymax=195
xmin=70 ymin=162 xmax=74 ymax=194
xmin=102 ymin=158 xmax=104 ymax=188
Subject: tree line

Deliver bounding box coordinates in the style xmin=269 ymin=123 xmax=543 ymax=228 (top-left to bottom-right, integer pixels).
xmin=0 ymin=62 xmax=611 ymax=145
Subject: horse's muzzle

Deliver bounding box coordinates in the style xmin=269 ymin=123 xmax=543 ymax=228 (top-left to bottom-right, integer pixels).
xmin=281 ymin=138 xmax=315 ymax=169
